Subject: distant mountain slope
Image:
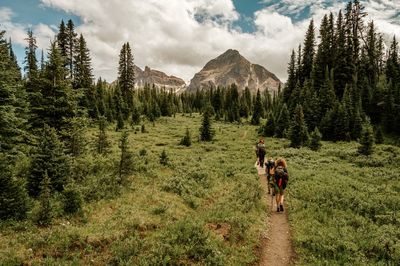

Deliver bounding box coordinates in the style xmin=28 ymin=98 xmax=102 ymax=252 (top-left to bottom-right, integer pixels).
xmin=135 ymin=66 xmax=186 ymax=92
xmin=187 ymin=49 xmax=281 ymax=93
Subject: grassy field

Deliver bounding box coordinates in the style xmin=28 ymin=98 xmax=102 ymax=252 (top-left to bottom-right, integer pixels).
xmin=1 ymin=114 xmax=399 ymax=265
xmin=265 ymin=139 xmax=400 ymax=265
xmin=0 ymin=114 xmax=267 ymax=265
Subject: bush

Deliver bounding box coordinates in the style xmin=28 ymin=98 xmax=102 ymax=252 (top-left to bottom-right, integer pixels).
xmin=159 ymin=149 xmax=169 ymax=166
xmin=62 ymin=186 xmax=83 ymax=215
xmin=34 ymin=172 xmax=53 ymax=226
xmin=358 ymin=121 xmax=375 ymax=156
xmin=309 ymin=127 xmax=322 ymax=151
xmin=179 ymin=128 xmax=192 ymax=147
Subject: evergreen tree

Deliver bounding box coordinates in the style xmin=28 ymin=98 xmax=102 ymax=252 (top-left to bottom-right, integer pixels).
xmin=0 ymin=155 xmax=28 ymax=221
xmin=35 ymin=171 xmax=53 ymax=226
xmin=73 ymin=34 xmax=93 ymax=89
xmin=66 ymin=19 xmax=77 ymax=80
xmin=179 ymin=128 xmax=192 ymax=147
xmin=27 ymin=125 xmax=69 ymax=197
xmin=251 ymin=89 xmax=263 ymax=125
xmin=159 ymin=149 xmax=169 ymax=166
xmin=263 ymin=113 xmax=276 ymax=137
xmin=0 ymin=31 xmax=28 ymax=153
xmin=289 ymin=105 xmax=309 ymax=148
xmin=275 ymin=104 xmax=290 ymax=138
xmin=39 ymin=42 xmax=78 ymax=131
xmin=308 ymin=127 xmax=322 ymax=151
xmin=57 ymin=20 xmax=68 ymax=59
xmin=96 ymin=116 xmax=109 ymax=154
xmin=63 ymin=116 xmax=88 ymax=157
xmin=358 ymin=120 xmax=375 ymax=155
xmin=118 ymin=42 xmax=135 ymax=113
xmin=24 ymin=29 xmax=38 ymax=81
xmin=131 ymin=105 xmax=141 ymax=125
xmin=200 ymin=108 xmax=214 ymax=141
xmin=284 ymin=50 xmax=297 ymax=101
xmin=300 ymin=20 xmax=316 ymax=86
xmin=314 ymin=15 xmax=331 ymax=91
xmin=118 ymin=131 xmax=134 ymax=183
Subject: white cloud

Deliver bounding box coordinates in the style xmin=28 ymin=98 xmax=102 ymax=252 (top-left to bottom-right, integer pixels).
xmin=2 ymin=1 xmax=400 ymax=83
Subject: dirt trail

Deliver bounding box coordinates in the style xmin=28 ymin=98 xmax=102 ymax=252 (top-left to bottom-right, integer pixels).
xmin=256 ymin=164 xmax=296 ymax=266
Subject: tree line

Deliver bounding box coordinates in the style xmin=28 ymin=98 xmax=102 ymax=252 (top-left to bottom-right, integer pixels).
xmin=267 ymin=0 xmax=400 ymax=148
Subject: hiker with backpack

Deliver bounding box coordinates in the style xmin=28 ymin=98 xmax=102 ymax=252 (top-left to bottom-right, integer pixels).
xmin=255 ymin=138 xmax=266 ymax=168
xmin=265 ymin=158 xmax=275 ymax=194
xmin=273 ymin=158 xmax=288 ymax=212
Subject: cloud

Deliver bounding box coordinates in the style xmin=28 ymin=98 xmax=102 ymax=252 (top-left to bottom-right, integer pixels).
xmin=2 ymin=1 xmax=400 ymax=83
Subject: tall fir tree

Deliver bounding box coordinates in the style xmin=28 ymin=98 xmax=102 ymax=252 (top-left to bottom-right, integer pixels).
xmin=289 ymin=105 xmax=309 ymax=148
xmin=251 ymin=89 xmax=263 ymax=125
xmin=27 ymin=125 xmax=69 ymax=197
xmin=66 ymin=19 xmax=77 ymax=80
xmin=118 ymin=42 xmax=135 ymax=115
xmin=24 ymin=29 xmax=38 ymax=81
xmin=300 ymin=19 xmax=316 ymax=86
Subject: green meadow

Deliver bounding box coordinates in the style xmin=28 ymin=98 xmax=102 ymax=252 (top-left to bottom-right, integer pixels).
xmin=1 ymin=114 xmax=399 ymax=265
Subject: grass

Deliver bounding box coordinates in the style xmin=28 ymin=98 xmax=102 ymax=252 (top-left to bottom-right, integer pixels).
xmin=0 ymin=114 xmax=266 ymax=265
xmin=1 ymin=114 xmax=399 ymax=265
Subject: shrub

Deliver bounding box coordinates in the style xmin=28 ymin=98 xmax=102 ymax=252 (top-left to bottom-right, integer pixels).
xmin=309 ymin=127 xmax=322 ymax=151
xmin=179 ymin=128 xmax=192 ymax=147
xmin=159 ymin=149 xmax=169 ymax=166
xmin=34 ymin=172 xmax=53 ymax=226
xmin=358 ymin=121 xmax=375 ymax=156
xmin=62 ymin=186 xmax=83 ymax=215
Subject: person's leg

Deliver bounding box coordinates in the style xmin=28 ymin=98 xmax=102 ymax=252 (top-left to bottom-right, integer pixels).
xmin=279 ymin=192 xmax=285 ymax=211
xmin=276 ymin=193 xmax=281 ymax=211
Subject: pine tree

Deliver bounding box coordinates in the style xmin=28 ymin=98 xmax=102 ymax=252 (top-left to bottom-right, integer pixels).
xmin=289 ymin=105 xmax=309 ymax=148
xmin=0 ymin=155 xmax=28 ymax=221
xmin=96 ymin=116 xmax=109 ymax=154
xmin=39 ymin=42 xmax=78 ymax=131
xmin=118 ymin=42 xmax=135 ymax=113
xmin=63 ymin=116 xmax=88 ymax=157
xmin=35 ymin=171 xmax=53 ymax=226
xmin=308 ymin=127 xmax=322 ymax=151
xmin=300 ymin=20 xmax=316 ymax=86
xmin=314 ymin=15 xmax=331 ymax=91
xmin=251 ymin=89 xmax=263 ymax=125
xmin=73 ymin=34 xmax=93 ymax=89
xmin=131 ymin=105 xmax=141 ymax=125
xmin=179 ymin=128 xmax=192 ymax=147
xmin=358 ymin=120 xmax=375 ymax=155
xmin=24 ymin=29 xmax=38 ymax=81
xmin=118 ymin=131 xmax=133 ymax=183
xmin=27 ymin=125 xmax=69 ymax=197
xmin=199 ymin=108 xmax=214 ymax=141
xmin=284 ymin=50 xmax=297 ymax=101
xmin=66 ymin=19 xmax=77 ymax=80
xmin=275 ymin=104 xmax=290 ymax=138
xmin=0 ymin=31 xmax=28 ymax=153
xmin=263 ymin=113 xmax=275 ymax=137
xmin=57 ymin=20 xmax=68 ymax=59
xmin=159 ymin=149 xmax=169 ymax=166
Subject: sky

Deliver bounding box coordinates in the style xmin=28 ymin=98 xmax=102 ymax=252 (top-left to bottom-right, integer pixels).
xmin=1 ymin=0 xmax=400 ymax=83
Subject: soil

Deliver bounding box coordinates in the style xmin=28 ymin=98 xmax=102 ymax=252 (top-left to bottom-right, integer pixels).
xmin=257 ymin=163 xmax=296 ymax=266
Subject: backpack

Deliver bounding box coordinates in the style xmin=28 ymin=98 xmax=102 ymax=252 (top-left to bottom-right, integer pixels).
xmin=274 ymin=166 xmax=288 ymax=188
xmin=257 ymin=143 xmax=266 ymax=156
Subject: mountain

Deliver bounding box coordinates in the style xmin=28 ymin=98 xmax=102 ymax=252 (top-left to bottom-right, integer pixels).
xmin=187 ymin=49 xmax=281 ymax=93
xmin=134 ymin=66 xmax=186 ymax=92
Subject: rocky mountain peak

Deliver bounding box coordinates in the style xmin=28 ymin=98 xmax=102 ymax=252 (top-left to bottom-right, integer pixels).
xmin=187 ymin=49 xmax=281 ymax=93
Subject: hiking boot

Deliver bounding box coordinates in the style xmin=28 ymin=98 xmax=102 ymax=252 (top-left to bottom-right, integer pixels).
xmin=277 ymin=207 xmax=280 ymax=212
xmin=280 ymin=204 xmax=284 ymax=212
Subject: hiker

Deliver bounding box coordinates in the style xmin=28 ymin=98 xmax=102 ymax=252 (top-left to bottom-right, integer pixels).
xmin=274 ymin=158 xmax=288 ymax=212
xmin=255 ymin=138 xmax=266 ymax=168
xmin=265 ymin=158 xmax=275 ymax=194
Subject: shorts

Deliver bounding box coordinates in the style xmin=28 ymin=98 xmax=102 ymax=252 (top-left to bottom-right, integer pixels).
xmin=274 ymin=183 xmax=285 ymax=194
